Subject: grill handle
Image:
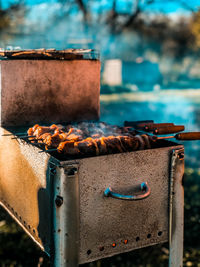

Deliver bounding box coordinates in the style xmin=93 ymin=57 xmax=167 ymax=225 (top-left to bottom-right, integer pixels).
xmin=104 ymin=182 xmax=150 ymax=200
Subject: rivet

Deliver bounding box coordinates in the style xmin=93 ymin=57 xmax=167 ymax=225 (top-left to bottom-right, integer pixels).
xmin=147 ymin=233 xmax=151 ymax=239
xmin=55 ymin=195 xmax=63 ymax=207
xmin=87 ymin=249 xmax=92 ymax=255
xmin=158 ymin=231 xmax=163 ymax=236
xmin=136 ymin=237 xmax=140 ymax=242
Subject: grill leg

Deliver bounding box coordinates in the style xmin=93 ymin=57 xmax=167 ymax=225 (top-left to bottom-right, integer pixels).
xmin=169 ymin=149 xmax=184 ymax=267
xmin=52 ymin=164 xmax=79 ymax=267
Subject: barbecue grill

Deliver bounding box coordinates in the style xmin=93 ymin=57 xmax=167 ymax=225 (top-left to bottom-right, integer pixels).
xmin=0 ymin=49 xmax=184 ymax=267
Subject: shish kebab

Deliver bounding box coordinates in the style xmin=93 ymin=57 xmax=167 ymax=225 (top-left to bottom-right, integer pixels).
xmin=26 ymin=123 xmax=142 ymax=155
xmin=4 ymin=122 xmax=200 ymax=156
xmin=24 ymin=123 xmax=200 ymax=156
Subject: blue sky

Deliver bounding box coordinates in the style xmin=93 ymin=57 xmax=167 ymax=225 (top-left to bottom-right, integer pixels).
xmin=1 ymin=0 xmax=200 ymax=14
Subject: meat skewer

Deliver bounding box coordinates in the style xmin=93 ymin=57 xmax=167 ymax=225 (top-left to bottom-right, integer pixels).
xmin=26 ymin=123 xmax=154 ymax=156
xmin=156 ymin=132 xmax=200 ymax=141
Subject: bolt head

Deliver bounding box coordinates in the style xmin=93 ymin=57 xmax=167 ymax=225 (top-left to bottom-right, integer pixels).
xmin=55 ymin=195 xmax=63 ymax=207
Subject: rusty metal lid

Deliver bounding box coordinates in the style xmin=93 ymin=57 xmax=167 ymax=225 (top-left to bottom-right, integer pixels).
xmin=0 ymin=48 xmax=99 ymax=60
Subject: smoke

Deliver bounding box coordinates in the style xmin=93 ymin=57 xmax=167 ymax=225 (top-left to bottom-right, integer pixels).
xmin=66 ymin=121 xmax=129 ymax=138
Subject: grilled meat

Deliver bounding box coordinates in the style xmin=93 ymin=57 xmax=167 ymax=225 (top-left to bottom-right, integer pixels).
xmin=27 ymin=123 xmax=152 ymax=156
xmin=56 ymin=135 xmax=140 ymax=156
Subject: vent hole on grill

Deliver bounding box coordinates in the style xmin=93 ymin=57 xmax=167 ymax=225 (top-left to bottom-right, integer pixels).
xmin=87 ymin=250 xmax=92 ymax=255
xmin=112 ymin=243 xmax=116 ymax=248
xmin=147 ymin=234 xmax=151 ymax=239
xmin=158 ymin=231 xmax=163 ymax=236
xmin=99 ymin=246 xmax=104 ymax=251
xmin=136 ymin=237 xmax=140 ymax=242
xmin=124 ymin=239 xmax=128 ymax=244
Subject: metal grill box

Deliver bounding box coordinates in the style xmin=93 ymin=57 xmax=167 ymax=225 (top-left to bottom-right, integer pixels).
xmin=0 ymin=128 xmax=184 ymax=266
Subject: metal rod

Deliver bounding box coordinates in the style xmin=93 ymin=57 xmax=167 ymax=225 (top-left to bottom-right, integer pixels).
xmin=11 ymin=135 xmax=35 ymax=139
xmin=39 ymin=149 xmax=57 ymax=153
xmin=2 ymin=133 xmax=27 ymax=136
xmin=157 ymin=136 xmax=175 ymax=140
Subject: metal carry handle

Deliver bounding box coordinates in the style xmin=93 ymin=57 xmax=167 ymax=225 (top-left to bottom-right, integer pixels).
xmin=104 ymin=182 xmax=150 ymax=200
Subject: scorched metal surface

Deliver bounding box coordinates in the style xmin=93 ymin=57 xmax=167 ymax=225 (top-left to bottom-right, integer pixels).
xmin=0 ymin=127 xmax=184 ymax=266
xmin=0 ymin=49 xmax=100 ymax=126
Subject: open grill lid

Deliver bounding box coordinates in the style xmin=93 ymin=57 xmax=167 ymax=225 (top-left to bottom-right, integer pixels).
xmin=0 ymin=49 xmax=100 ymax=127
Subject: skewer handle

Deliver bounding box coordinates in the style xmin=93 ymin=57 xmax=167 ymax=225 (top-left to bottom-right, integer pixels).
xmin=144 ymin=123 xmax=174 ymax=131
xmin=124 ymin=120 xmax=154 ymax=127
xmin=154 ymin=125 xmax=185 ymax=135
xmin=175 ymin=132 xmax=200 ymax=140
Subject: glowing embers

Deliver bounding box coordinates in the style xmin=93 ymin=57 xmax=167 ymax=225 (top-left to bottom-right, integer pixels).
xmin=86 ymin=231 xmax=164 ymax=257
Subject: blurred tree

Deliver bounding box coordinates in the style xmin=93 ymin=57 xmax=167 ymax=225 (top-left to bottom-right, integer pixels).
xmin=190 ymin=10 xmax=200 ymax=49
xmin=105 ymin=0 xmax=195 ymax=32
xmin=57 ymin=0 xmax=91 ymax=22
xmin=0 ymin=8 xmax=11 ymax=30
xmin=0 ymin=2 xmax=25 ymax=32
xmin=76 ymin=0 xmax=90 ymax=21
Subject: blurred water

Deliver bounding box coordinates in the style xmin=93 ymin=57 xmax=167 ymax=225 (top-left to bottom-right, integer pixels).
xmin=100 ymin=90 xmax=200 ymax=170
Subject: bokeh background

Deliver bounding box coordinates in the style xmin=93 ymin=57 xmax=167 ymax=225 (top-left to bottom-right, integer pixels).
xmin=1 ymin=0 xmax=200 ymax=266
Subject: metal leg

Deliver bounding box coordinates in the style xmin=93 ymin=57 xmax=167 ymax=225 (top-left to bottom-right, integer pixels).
xmin=169 ymin=149 xmax=184 ymax=267
xmin=52 ymin=164 xmax=79 ymax=267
